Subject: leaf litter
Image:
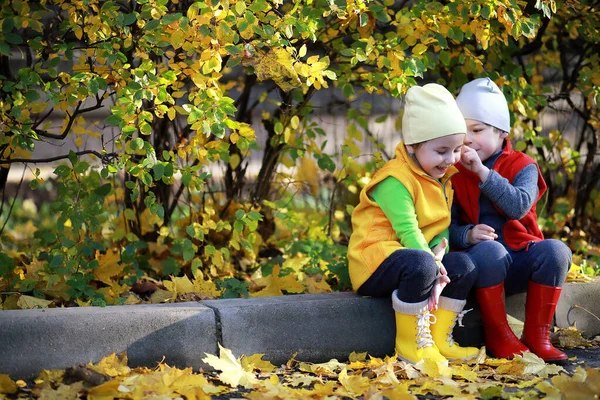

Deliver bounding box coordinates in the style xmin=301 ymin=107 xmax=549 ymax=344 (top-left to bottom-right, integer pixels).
xmin=1 ymin=337 xmax=600 ymax=399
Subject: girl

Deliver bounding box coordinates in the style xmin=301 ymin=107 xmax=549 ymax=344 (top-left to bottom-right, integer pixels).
xmin=348 ymin=84 xmax=479 ymax=364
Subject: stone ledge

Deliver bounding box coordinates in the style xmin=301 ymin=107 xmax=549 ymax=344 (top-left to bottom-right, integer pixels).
xmin=1 ymin=280 xmax=598 ymax=380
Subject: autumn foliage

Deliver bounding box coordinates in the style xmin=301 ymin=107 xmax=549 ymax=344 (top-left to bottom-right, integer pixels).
xmin=0 ymin=0 xmax=599 ymax=308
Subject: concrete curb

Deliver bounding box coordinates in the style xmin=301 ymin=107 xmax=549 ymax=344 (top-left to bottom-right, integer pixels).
xmin=1 ymin=280 xmax=599 ymax=380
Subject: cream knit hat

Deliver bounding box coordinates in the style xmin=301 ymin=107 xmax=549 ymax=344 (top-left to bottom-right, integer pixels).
xmin=402 ymin=83 xmax=467 ymax=145
xmin=456 ymin=78 xmax=511 ymax=133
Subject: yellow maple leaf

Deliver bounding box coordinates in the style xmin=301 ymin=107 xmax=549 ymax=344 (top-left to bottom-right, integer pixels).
xmin=37 ymin=382 xmax=84 ymax=400
xmin=86 ymin=378 xmax=123 ymax=399
xmin=303 ymin=275 xmax=332 ymax=294
xmin=372 ymin=360 xmax=401 ymax=386
xmin=449 ymin=364 xmax=478 ymax=382
xmin=16 ymin=294 xmax=53 ymax=309
xmin=0 ymin=374 xmax=17 ymax=394
xmin=87 ymin=352 xmax=130 ymax=378
xmin=310 ymin=380 xmax=337 ymax=397
xmin=294 ymin=157 xmax=320 ymax=197
xmin=171 ymin=373 xmax=218 ymax=398
xmin=337 ymin=367 xmax=370 ymax=396
xmin=94 ymin=250 xmax=125 ymax=285
xmin=285 ymin=373 xmax=320 ymax=387
xmin=250 ymin=265 xmax=305 ymax=297
xmin=551 ymin=325 xmax=592 ymax=348
xmin=240 ymin=354 xmax=277 ymax=373
xmin=163 ymin=275 xmax=196 ymax=295
xmin=202 ymin=344 xmax=258 ymax=389
xmin=519 ymin=352 xmax=565 ymax=378
xmin=414 ymin=358 xmax=452 ymax=379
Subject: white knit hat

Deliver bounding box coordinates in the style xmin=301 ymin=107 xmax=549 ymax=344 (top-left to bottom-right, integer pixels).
xmin=456 ymin=78 xmax=511 ymax=133
xmin=402 ymin=83 xmax=467 ymax=145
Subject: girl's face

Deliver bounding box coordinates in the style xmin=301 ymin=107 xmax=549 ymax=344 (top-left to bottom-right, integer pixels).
xmin=406 ymin=133 xmax=465 ymax=179
xmin=464 ymin=119 xmax=508 ymax=162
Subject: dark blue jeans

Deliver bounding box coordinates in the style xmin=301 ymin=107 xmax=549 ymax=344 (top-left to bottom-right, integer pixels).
xmin=464 ymin=239 xmax=571 ymax=295
xmin=357 ymin=249 xmax=478 ymax=303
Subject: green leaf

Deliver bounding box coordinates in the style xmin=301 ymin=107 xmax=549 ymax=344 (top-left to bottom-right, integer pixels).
xmin=317 ymin=155 xmax=336 ymax=173
xmin=94 ymin=183 xmax=112 ymax=196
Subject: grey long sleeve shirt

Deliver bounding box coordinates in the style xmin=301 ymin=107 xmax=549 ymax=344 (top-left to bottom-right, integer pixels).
xmin=449 ymin=150 xmax=539 ymax=249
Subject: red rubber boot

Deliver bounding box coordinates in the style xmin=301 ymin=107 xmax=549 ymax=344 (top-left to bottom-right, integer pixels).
xmin=476 ymin=282 xmax=530 ymax=359
xmin=521 ymin=281 xmax=568 ymax=363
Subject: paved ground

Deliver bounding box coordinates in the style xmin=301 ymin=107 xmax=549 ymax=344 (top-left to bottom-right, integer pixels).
xmin=563 ymin=346 xmax=600 ymax=371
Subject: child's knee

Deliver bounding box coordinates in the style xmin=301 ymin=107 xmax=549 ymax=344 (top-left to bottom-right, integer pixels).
xmin=537 ymin=239 xmax=572 ymax=268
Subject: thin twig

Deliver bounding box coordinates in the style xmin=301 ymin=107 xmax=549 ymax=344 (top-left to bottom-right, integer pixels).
xmin=0 ymin=165 xmax=25 ymax=235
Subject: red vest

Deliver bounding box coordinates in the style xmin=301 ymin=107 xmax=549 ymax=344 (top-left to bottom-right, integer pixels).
xmin=451 ymin=141 xmax=547 ymax=250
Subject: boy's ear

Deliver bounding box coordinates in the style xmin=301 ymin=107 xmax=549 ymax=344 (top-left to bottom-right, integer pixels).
xmin=405 ymin=144 xmax=415 ymax=155
xmin=499 ymin=130 xmax=509 ymax=139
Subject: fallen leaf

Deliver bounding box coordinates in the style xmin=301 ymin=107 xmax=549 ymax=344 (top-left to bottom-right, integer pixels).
xmin=551 ymin=326 xmax=591 ymax=348
xmin=16 ymin=294 xmax=53 ymax=309
xmin=0 ymin=375 xmax=17 ymax=394
xmin=87 ymin=353 xmax=130 ymax=378
xmin=202 ymin=344 xmax=258 ymax=388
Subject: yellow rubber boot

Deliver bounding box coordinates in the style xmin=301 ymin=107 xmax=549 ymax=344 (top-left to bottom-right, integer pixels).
xmin=431 ymin=296 xmax=480 ymax=361
xmin=392 ymin=290 xmax=448 ymax=364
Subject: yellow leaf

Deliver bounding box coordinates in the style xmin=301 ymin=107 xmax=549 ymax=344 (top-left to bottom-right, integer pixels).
xmin=202 ymin=344 xmax=258 ymax=389
xmin=412 ymin=43 xmax=428 ymax=55
xmin=167 ymin=107 xmax=176 ymax=121
xmin=229 ymin=153 xmax=241 ymax=169
xmin=338 ymin=368 xmax=370 ymax=396
xmin=0 ymin=374 xmax=17 ymax=394
xmin=88 ymin=352 xmax=130 ymax=377
xmin=37 ymin=382 xmax=84 ymax=400
xmin=414 ymin=358 xmax=452 ymax=378
xmin=16 ymin=295 xmax=53 ymax=309
xmin=94 ymin=250 xmax=125 ymax=285
xmin=240 ymin=354 xmax=277 ymax=373
xmin=150 ymin=289 xmax=175 ymax=304
xmin=303 ymin=275 xmax=332 ymax=294
xmin=163 ymin=275 xmax=195 ymax=295
xmin=250 ymin=265 xmax=305 ymax=297
xmin=294 ymin=157 xmax=320 ymax=197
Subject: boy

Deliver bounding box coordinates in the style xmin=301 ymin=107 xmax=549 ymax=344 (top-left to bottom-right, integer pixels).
xmin=450 ymin=78 xmax=572 ymax=362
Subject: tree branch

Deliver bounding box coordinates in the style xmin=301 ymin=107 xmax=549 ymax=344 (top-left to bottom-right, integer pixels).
xmin=0 ymin=150 xmax=118 ymax=165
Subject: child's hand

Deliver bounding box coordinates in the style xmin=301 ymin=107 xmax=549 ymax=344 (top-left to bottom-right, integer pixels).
xmin=431 ymin=237 xmax=448 ymax=262
xmin=460 ymin=146 xmax=489 ymax=181
xmin=429 ymin=264 xmax=450 ymax=311
xmin=467 ymin=224 xmax=498 ymax=245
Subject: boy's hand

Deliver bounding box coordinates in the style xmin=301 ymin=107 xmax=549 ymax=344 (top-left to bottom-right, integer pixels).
xmin=460 ymin=146 xmax=489 ymax=182
xmin=467 ymin=224 xmax=498 ymax=245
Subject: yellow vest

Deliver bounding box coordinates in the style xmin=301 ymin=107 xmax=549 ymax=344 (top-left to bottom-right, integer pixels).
xmin=347 ymin=143 xmax=457 ymax=291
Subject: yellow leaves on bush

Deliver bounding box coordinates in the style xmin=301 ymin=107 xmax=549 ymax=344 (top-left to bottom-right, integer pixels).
xmin=94 ymin=250 xmax=125 ymax=285
xmin=294 ymin=157 xmax=320 ymax=197
xmin=251 ymin=48 xmax=300 ymax=91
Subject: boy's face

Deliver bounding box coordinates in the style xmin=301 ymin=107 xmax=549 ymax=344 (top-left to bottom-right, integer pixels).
xmin=407 ymin=133 xmax=465 ymax=179
xmin=464 ymin=119 xmax=507 ymax=162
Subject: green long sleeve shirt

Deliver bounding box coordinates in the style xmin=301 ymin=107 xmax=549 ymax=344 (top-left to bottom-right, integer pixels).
xmin=370 ymin=176 xmax=448 ymax=259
